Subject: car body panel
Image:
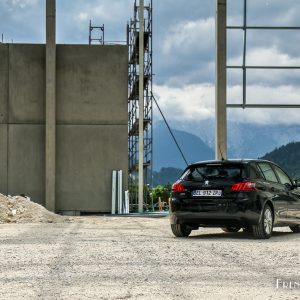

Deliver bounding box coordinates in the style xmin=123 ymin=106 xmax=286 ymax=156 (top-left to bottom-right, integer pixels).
xmin=169 ymin=159 xmax=300 ymax=229
xmin=287 ymin=188 xmax=300 ymax=223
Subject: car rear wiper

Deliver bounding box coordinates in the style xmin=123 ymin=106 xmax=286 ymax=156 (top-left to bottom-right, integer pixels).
xmin=206 ymin=175 xmax=227 ymax=178
xmin=185 ymin=178 xmax=205 ymax=182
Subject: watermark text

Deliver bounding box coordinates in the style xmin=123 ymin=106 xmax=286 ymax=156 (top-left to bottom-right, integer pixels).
xmin=276 ymin=278 xmax=300 ymax=290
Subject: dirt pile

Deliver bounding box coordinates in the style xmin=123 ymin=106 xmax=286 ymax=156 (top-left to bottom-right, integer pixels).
xmin=0 ymin=194 xmax=70 ymax=224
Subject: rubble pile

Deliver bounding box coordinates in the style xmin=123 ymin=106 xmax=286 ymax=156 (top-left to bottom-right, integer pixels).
xmin=0 ymin=194 xmax=69 ymax=224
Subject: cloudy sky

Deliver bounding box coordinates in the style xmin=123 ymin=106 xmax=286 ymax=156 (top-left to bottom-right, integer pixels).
xmin=1 ymin=0 xmax=300 ymax=125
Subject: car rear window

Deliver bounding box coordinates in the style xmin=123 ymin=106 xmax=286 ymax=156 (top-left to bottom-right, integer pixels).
xmin=181 ymin=164 xmax=246 ymax=181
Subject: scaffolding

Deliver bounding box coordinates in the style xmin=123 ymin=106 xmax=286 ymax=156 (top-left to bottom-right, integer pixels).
xmin=216 ymin=0 xmax=300 ymax=159
xmin=226 ymin=0 xmax=300 ymax=108
xmin=89 ymin=20 xmax=104 ymax=45
xmin=127 ymin=0 xmax=153 ymax=212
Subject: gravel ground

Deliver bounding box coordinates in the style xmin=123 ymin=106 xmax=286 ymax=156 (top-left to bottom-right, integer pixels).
xmin=0 ymin=216 xmax=299 ymax=300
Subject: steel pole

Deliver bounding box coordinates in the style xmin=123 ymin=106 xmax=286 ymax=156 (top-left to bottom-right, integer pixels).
xmin=215 ymin=0 xmax=227 ymax=160
xmin=138 ymin=0 xmax=144 ymax=213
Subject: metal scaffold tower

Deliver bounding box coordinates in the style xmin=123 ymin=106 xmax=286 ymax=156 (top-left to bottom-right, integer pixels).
xmin=127 ymin=0 xmax=153 ymax=212
xmin=216 ymin=0 xmax=300 ymax=159
xmin=89 ymin=20 xmax=104 ymax=45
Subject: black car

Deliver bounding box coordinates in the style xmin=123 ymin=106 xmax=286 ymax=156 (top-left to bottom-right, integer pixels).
xmin=169 ymin=159 xmax=300 ymax=239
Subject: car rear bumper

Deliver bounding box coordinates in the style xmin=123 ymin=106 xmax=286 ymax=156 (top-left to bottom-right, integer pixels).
xmin=169 ymin=197 xmax=261 ymax=227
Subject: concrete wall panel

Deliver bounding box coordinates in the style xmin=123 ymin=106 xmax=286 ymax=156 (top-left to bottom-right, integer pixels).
xmin=56 ymin=45 xmax=128 ymax=125
xmin=56 ymin=125 xmax=128 ymax=212
xmin=8 ymin=125 xmax=45 ymax=204
xmin=0 ymin=125 xmax=7 ymax=195
xmin=0 ymin=44 xmax=8 ymax=124
xmin=9 ymin=44 xmax=45 ymax=123
xmin=1 ymin=43 xmax=129 ymax=213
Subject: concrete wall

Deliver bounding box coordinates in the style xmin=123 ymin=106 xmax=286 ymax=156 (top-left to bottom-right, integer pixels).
xmin=0 ymin=44 xmax=8 ymax=124
xmin=0 ymin=125 xmax=7 ymax=195
xmin=8 ymin=125 xmax=45 ymax=205
xmin=10 ymin=44 xmax=46 ymax=123
xmin=56 ymin=125 xmax=128 ymax=212
xmin=0 ymin=43 xmax=128 ymax=212
xmin=56 ymin=46 xmax=128 ymax=125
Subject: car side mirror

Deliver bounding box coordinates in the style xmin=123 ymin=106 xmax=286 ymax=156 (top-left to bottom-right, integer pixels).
xmin=292 ymin=179 xmax=300 ymax=188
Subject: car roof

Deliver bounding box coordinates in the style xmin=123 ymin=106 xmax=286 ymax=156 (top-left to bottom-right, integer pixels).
xmin=189 ymin=159 xmax=275 ymax=167
xmin=183 ymin=159 xmax=291 ymax=178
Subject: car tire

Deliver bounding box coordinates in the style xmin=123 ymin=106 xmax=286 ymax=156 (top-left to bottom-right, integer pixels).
xmin=171 ymin=224 xmax=192 ymax=237
xmin=289 ymin=225 xmax=300 ymax=233
xmin=252 ymin=204 xmax=273 ymax=239
xmin=221 ymin=226 xmax=241 ymax=233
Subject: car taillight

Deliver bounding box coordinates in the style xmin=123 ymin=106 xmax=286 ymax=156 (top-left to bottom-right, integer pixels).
xmin=231 ymin=181 xmax=256 ymax=191
xmin=172 ymin=182 xmax=185 ymax=192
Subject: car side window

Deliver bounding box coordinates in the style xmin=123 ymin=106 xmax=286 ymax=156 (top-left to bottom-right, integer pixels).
xmin=273 ymin=165 xmax=292 ymax=186
xmin=249 ymin=164 xmax=263 ymax=179
xmin=257 ymin=163 xmax=278 ymax=183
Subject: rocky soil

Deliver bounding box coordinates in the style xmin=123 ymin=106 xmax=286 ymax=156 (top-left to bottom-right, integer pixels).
xmin=0 ymin=194 xmax=69 ymax=224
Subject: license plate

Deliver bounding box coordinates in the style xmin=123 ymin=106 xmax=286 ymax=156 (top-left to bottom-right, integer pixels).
xmin=192 ymin=190 xmax=222 ymax=197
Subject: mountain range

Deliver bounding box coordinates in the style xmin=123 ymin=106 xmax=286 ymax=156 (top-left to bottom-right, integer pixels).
xmin=153 ymin=167 xmax=184 ymax=186
xmin=153 ymin=122 xmax=214 ymax=170
xmin=261 ymin=141 xmax=300 ymax=178
xmin=153 ymin=120 xmax=300 ymax=185
xmin=153 ymin=119 xmax=300 ymax=170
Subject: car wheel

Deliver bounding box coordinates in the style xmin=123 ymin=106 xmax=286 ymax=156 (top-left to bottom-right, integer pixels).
xmin=221 ymin=226 xmax=241 ymax=233
xmin=252 ymin=204 xmax=273 ymax=239
xmin=289 ymin=225 xmax=300 ymax=233
xmin=171 ymin=224 xmax=192 ymax=237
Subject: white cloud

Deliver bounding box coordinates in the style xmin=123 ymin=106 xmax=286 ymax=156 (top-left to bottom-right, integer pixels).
xmin=78 ymin=12 xmax=89 ymax=22
xmin=229 ymin=47 xmax=300 ymax=66
xmin=228 ymin=84 xmax=300 ymax=125
xmin=228 ymin=47 xmax=300 ymax=86
xmin=71 ymin=0 xmax=131 ymax=25
xmin=162 ymin=18 xmax=214 ymax=55
xmin=55 ymin=0 xmax=132 ymax=43
xmin=0 ymin=0 xmax=43 ymax=43
xmin=154 ymin=83 xmax=300 ymax=125
xmin=154 ymin=84 xmax=215 ymax=122
xmin=4 ymin=0 xmax=38 ymax=9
